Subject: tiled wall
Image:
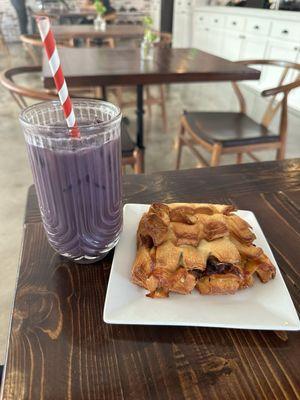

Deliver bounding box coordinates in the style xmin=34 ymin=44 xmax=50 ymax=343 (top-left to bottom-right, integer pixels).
xmin=0 ymin=0 xmax=151 ymax=42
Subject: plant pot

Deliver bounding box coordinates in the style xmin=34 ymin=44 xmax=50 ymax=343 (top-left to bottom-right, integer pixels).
xmin=94 ymin=14 xmax=106 ymax=31
xmin=140 ymin=40 xmax=154 ymax=61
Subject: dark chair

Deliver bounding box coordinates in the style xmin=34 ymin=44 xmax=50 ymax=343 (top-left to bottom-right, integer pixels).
xmin=176 ymin=60 xmax=300 ymax=168
xmin=0 ymin=66 xmax=142 ymax=174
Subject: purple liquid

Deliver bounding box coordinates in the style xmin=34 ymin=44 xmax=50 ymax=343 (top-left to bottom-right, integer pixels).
xmin=26 ymin=135 xmax=123 ymax=262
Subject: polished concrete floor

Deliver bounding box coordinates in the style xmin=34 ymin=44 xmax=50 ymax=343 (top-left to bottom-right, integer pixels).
xmin=0 ymin=43 xmax=299 ymax=364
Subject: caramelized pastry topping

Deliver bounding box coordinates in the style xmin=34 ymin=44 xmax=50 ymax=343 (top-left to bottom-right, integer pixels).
xmin=132 ymin=203 xmax=276 ymax=298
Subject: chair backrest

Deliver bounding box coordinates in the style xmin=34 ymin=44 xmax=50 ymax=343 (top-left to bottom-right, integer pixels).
xmin=232 ymin=59 xmax=300 ymax=154
xmin=232 ymin=60 xmax=300 ymax=128
xmin=153 ymin=31 xmax=172 ymax=48
xmin=128 ymin=31 xmax=172 ymax=50
xmin=0 ymin=66 xmax=56 ymax=109
xmin=20 ymin=34 xmax=44 ymax=47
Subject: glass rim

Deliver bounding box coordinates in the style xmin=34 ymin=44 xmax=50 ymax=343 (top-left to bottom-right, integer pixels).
xmin=19 ymin=98 xmax=122 ymax=135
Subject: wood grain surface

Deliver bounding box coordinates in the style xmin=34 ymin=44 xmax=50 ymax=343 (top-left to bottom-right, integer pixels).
xmin=43 ymin=48 xmax=261 ymax=88
xmin=1 ymin=159 xmax=300 ymax=400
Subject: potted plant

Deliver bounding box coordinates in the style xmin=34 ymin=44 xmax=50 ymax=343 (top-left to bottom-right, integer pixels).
xmin=94 ymin=0 xmax=107 ymax=31
xmin=140 ymin=16 xmax=157 ymax=61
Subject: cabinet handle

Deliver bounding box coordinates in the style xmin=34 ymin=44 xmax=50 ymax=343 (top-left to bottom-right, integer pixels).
xmin=281 ymin=29 xmax=289 ymax=34
xmin=294 ymin=46 xmax=299 ymax=51
xmin=205 ymin=28 xmax=210 ymax=31
xmin=199 ymin=17 xmax=203 ymax=21
xmin=232 ymin=21 xmax=237 ymax=26
xmin=214 ymin=19 xmax=218 ymax=23
xmin=254 ymin=25 xmax=259 ymax=30
xmin=239 ymin=34 xmax=246 ymax=39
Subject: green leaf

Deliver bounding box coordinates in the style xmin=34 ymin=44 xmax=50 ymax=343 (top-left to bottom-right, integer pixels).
xmin=142 ymin=15 xmax=153 ymax=28
xmin=94 ymin=0 xmax=106 ymax=15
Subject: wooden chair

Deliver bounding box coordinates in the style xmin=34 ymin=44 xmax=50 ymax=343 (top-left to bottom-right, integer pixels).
xmin=0 ymin=66 xmax=142 ymax=174
xmin=176 ymin=60 xmax=300 ymax=168
xmin=113 ymin=31 xmax=172 ymax=133
xmin=0 ymin=12 xmax=9 ymax=55
xmin=20 ymin=34 xmax=45 ymax=66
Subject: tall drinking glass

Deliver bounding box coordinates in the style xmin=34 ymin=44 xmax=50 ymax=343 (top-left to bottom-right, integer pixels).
xmin=20 ymin=99 xmax=123 ymax=263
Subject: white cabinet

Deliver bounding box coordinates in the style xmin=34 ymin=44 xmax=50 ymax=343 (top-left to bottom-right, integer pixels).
xmin=185 ymin=6 xmax=300 ymax=112
xmin=263 ymin=40 xmax=300 ymax=109
xmin=239 ymin=34 xmax=268 ymax=90
xmin=204 ymin=28 xmax=223 ymax=56
xmin=289 ymin=60 xmax=300 ymax=110
xmin=262 ymin=40 xmax=299 ymax=91
xmin=225 ymin=15 xmax=246 ymax=31
xmin=270 ymin=20 xmax=300 ymax=42
xmin=221 ymin=31 xmax=244 ymax=61
xmin=192 ymin=13 xmax=223 ymax=52
xmin=173 ymin=11 xmax=191 ymax=48
xmin=173 ymin=0 xmax=193 ymax=48
xmin=239 ymin=34 xmax=267 ymax=60
xmin=245 ymin=18 xmax=271 ymax=36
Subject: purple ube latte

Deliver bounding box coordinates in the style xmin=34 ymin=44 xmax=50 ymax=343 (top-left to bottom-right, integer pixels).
xmin=20 ymin=100 xmax=123 ymax=263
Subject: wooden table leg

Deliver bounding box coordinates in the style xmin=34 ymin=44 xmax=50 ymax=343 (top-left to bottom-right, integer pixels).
xmin=101 ymin=86 xmax=107 ymax=101
xmin=136 ymin=84 xmax=145 ymax=172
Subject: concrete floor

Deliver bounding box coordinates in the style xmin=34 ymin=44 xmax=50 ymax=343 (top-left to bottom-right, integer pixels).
xmin=0 ymin=43 xmax=299 ymax=364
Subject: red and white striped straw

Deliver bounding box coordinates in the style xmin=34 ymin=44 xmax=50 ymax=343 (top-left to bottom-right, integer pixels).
xmin=36 ymin=16 xmax=80 ymax=138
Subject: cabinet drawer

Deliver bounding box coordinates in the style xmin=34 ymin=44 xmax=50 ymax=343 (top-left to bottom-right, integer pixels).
xmin=270 ymin=20 xmax=300 ymax=41
xmin=208 ymin=14 xmax=225 ymax=29
xmin=245 ymin=18 xmax=271 ymax=36
xmin=225 ymin=15 xmax=246 ymax=31
xmin=193 ymin=12 xmax=210 ymax=27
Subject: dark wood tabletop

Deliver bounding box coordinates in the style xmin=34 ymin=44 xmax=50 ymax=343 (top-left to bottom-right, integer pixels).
xmin=52 ymin=24 xmax=144 ymax=40
xmin=32 ymin=8 xmax=97 ymax=19
xmin=1 ymin=159 xmax=300 ymax=400
xmin=43 ymin=48 xmax=261 ymax=88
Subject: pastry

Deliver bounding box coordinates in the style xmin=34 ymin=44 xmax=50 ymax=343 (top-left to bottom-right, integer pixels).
xmin=131 ymin=203 xmax=276 ymax=298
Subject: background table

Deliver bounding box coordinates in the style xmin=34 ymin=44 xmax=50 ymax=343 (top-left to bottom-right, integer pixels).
xmin=52 ymin=24 xmax=144 ymax=41
xmin=1 ymin=159 xmax=300 ymax=400
xmin=32 ymin=8 xmax=145 ymax=25
xmin=43 ymin=48 xmax=260 ymax=170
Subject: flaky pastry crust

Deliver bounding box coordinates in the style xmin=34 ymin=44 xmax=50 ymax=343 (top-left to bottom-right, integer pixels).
xmin=132 ymin=203 xmax=276 ymax=298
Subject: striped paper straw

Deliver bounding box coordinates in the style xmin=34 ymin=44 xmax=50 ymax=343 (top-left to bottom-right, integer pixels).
xmin=36 ymin=16 xmax=80 ymax=138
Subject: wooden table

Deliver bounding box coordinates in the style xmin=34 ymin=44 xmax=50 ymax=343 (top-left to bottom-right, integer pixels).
xmin=43 ymin=48 xmax=260 ymax=171
xmin=32 ymin=8 xmax=97 ymax=21
xmin=32 ymin=9 xmax=145 ymax=24
xmin=52 ymin=24 xmax=144 ymax=41
xmin=1 ymin=159 xmax=300 ymax=400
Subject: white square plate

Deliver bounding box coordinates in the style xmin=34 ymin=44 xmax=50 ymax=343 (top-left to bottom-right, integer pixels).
xmin=104 ymin=204 xmax=300 ymax=330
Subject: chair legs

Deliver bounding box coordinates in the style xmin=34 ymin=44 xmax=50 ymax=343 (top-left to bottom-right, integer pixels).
xmin=0 ymin=34 xmax=9 ymax=56
xmin=159 ymin=85 xmax=168 ymax=133
xmin=133 ymin=149 xmax=143 ymax=174
xmin=236 ymin=153 xmax=243 ymax=164
xmin=122 ymin=149 xmax=143 ymax=175
xmin=210 ymin=144 xmax=222 ymax=167
xmin=276 ymin=145 xmax=285 ymax=161
xmin=175 ymin=123 xmax=185 ymax=170
xmin=145 ymin=86 xmax=152 ymax=118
